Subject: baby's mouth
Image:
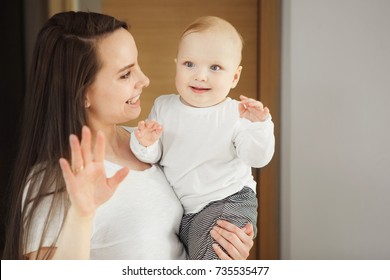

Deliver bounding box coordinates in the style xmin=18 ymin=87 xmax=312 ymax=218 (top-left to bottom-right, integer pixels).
xmin=190 ymin=86 xmax=210 ymax=94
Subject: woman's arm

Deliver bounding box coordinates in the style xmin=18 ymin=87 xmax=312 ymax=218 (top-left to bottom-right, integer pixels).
xmin=211 ymin=220 xmax=254 ymax=260
xmin=25 ymin=207 xmax=95 ymax=260
xmin=51 ymin=207 xmax=95 ymax=259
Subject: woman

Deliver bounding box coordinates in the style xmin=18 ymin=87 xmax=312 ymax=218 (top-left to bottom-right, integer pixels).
xmin=2 ymin=11 xmax=254 ymax=260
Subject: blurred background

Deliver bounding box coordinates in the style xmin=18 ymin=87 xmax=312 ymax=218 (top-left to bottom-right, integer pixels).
xmin=1 ymin=0 xmax=389 ymax=260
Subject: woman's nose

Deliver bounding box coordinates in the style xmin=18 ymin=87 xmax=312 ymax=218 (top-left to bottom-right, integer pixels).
xmin=136 ymin=68 xmax=150 ymax=89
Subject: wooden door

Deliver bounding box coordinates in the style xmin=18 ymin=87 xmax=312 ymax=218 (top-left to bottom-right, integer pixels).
xmin=102 ymin=0 xmax=280 ymax=260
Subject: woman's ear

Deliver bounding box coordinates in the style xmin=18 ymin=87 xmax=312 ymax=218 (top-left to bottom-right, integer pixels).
xmin=85 ymin=96 xmax=91 ymax=108
xmin=231 ymin=65 xmax=243 ymax=89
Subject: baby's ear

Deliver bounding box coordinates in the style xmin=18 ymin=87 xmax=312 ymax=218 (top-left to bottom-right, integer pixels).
xmin=174 ymin=58 xmax=177 ymax=64
xmin=231 ymin=65 xmax=243 ymax=89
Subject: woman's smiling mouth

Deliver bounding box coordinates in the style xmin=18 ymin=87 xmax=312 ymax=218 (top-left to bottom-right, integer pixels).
xmin=126 ymin=94 xmax=141 ymax=105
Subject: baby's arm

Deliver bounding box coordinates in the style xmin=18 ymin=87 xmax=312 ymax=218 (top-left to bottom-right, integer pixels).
xmin=130 ymin=119 xmax=163 ymax=163
xmin=235 ymin=96 xmax=275 ymax=168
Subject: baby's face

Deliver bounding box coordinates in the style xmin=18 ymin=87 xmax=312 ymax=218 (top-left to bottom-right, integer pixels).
xmin=175 ymin=31 xmax=242 ymax=108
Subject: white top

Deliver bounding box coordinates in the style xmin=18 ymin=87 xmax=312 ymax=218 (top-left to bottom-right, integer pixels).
xmin=91 ymin=163 xmax=185 ymax=260
xmin=130 ymin=94 xmax=275 ymax=214
xmin=24 ymin=141 xmax=186 ymax=260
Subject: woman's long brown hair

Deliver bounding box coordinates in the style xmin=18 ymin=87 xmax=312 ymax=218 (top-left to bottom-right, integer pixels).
xmin=2 ymin=11 xmax=127 ymax=259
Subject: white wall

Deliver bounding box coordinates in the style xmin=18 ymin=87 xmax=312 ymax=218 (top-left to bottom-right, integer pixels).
xmin=281 ymin=0 xmax=390 ymax=259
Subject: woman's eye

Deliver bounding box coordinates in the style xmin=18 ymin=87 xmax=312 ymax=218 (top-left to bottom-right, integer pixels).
xmin=210 ymin=65 xmax=221 ymax=71
xmin=121 ymin=71 xmax=130 ymax=79
xmin=184 ymin=61 xmax=194 ymax=68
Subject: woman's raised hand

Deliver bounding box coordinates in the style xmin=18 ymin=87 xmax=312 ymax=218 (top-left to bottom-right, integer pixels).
xmin=59 ymin=126 xmax=129 ymax=218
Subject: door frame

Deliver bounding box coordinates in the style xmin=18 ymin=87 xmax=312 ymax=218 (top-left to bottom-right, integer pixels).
xmin=256 ymin=0 xmax=281 ymax=260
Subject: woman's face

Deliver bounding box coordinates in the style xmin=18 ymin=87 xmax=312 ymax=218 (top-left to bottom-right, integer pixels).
xmin=86 ymin=28 xmax=150 ymax=127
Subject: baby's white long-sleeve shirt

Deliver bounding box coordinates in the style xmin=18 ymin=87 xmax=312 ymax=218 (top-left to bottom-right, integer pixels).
xmin=130 ymin=94 xmax=275 ymax=214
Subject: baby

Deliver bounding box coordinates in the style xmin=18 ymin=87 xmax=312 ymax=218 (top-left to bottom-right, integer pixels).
xmin=130 ymin=16 xmax=275 ymax=259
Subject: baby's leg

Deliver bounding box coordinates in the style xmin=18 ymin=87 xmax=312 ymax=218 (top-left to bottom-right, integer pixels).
xmin=179 ymin=187 xmax=258 ymax=260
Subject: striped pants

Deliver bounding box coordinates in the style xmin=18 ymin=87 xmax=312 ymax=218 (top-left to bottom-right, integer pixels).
xmin=179 ymin=187 xmax=258 ymax=260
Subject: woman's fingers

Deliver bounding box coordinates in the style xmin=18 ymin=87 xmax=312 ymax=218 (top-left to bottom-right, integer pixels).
xmin=212 ymin=244 xmax=232 ymax=260
xmin=70 ymin=134 xmax=83 ymax=173
xmin=211 ymin=227 xmax=241 ymax=259
xmin=211 ymin=220 xmax=254 ymax=259
xmin=216 ymin=220 xmax=253 ymax=245
xmin=243 ymin=223 xmax=255 ymax=239
xmin=59 ymin=158 xmax=76 ymax=192
xmin=81 ymin=126 xmax=93 ymax=165
xmin=70 ymin=127 xmax=105 ymax=173
xmin=108 ymin=167 xmax=130 ymax=190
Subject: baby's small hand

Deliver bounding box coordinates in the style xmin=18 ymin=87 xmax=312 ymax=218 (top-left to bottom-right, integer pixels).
xmin=238 ymin=95 xmax=270 ymax=122
xmin=134 ymin=119 xmax=163 ymax=147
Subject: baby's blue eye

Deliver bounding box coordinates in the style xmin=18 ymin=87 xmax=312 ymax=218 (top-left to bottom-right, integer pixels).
xmin=184 ymin=61 xmax=194 ymax=68
xmin=210 ymin=65 xmax=221 ymax=71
